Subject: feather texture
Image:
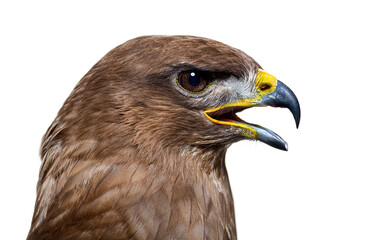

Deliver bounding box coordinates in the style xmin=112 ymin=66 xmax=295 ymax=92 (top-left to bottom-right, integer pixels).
xmin=28 ymin=36 xmax=262 ymax=239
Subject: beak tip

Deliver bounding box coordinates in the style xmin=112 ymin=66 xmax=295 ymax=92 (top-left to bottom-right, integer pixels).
xmin=254 ymin=127 xmax=289 ymax=151
xmin=296 ymin=118 xmax=300 ymax=129
xmin=261 ymin=80 xmax=301 ymax=131
xmin=281 ymin=141 xmax=288 ymax=151
xmin=294 ymin=105 xmax=301 ymax=129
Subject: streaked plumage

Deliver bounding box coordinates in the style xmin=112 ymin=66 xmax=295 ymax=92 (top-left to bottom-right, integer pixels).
xmin=28 ymin=36 xmax=300 ymax=240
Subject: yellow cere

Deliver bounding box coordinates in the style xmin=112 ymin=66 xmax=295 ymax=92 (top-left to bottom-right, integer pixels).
xmin=256 ymin=69 xmax=277 ymax=97
xmin=203 ymin=69 xmax=278 ymax=138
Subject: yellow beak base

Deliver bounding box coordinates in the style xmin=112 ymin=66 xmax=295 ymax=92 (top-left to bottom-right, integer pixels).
xmin=203 ymin=70 xmax=300 ymax=151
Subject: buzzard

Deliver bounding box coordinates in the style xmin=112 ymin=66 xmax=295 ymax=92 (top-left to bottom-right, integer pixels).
xmin=27 ymin=36 xmax=300 ymax=239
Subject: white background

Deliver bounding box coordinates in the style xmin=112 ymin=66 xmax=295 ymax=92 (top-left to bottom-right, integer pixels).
xmin=1 ymin=1 xmax=364 ymax=239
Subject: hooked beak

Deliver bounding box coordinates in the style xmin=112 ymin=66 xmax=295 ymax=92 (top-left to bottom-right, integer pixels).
xmin=204 ymin=70 xmax=301 ymax=151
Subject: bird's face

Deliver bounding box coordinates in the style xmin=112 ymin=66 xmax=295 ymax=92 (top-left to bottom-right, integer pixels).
xmin=28 ymin=36 xmax=300 ymax=239
xmin=78 ymin=36 xmax=300 ymax=154
xmin=168 ymin=66 xmax=300 ymax=150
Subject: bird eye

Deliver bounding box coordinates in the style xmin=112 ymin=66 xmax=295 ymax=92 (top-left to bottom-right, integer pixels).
xmin=177 ymin=70 xmax=211 ymax=93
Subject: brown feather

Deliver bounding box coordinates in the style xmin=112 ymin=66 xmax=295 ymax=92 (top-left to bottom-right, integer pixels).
xmin=28 ymin=36 xmax=261 ymax=239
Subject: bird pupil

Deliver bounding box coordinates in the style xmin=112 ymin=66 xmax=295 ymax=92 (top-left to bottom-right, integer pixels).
xmin=189 ymin=72 xmax=200 ymax=86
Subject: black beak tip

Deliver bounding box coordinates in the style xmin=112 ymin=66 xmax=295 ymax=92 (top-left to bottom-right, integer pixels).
xmin=279 ymin=141 xmax=288 ymax=151
xmin=294 ymin=108 xmax=301 ymax=129
xmin=278 ymin=143 xmax=289 ymax=151
xmin=267 ymin=138 xmax=288 ymax=151
xmin=276 ymin=80 xmax=301 ymax=130
xmin=255 ymin=127 xmax=289 ymax=151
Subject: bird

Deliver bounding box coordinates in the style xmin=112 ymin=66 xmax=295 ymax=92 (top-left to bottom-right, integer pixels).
xmin=27 ymin=35 xmax=300 ymax=240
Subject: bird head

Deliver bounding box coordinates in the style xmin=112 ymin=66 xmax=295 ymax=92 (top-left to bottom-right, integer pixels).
xmin=29 ymin=35 xmax=301 ymax=240
xmin=56 ymin=36 xmax=300 ymax=167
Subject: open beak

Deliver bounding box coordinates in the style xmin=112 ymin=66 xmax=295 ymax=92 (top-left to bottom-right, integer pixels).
xmin=204 ymin=70 xmax=301 ymax=151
